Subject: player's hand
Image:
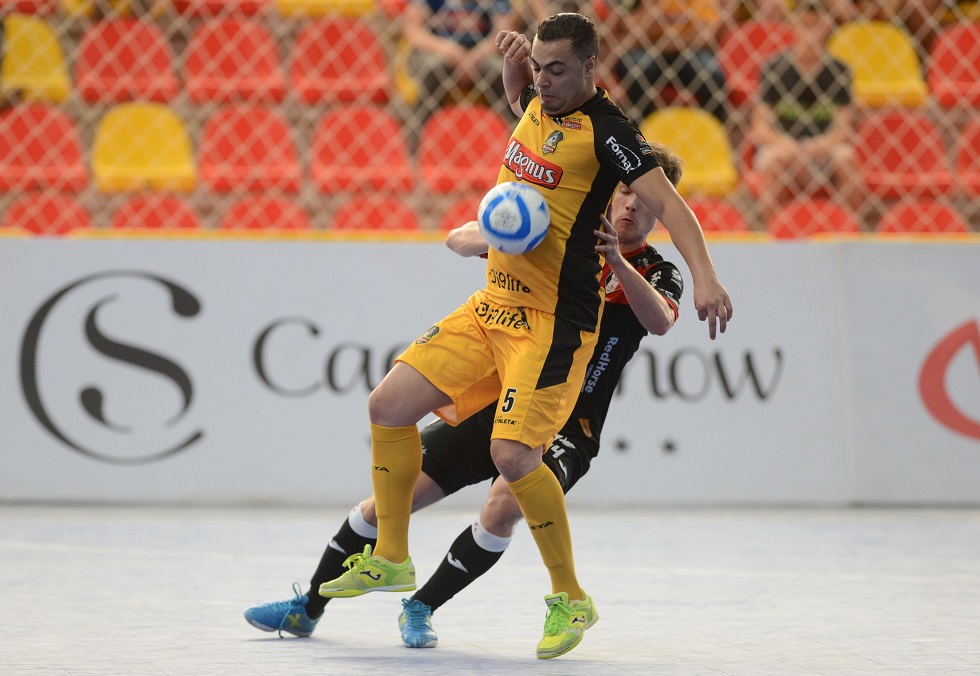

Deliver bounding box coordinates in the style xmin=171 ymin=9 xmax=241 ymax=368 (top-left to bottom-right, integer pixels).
xmin=496 ymin=30 xmax=531 ymax=63
xmin=594 ymin=214 xmax=626 ymax=268
xmin=694 ymin=278 xmax=733 ymax=340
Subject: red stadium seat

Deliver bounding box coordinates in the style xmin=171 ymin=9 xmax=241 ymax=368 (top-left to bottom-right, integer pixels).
xmin=876 ymin=198 xmax=970 ymax=234
xmin=112 ymin=195 xmax=201 ymax=229
xmin=856 ymin=111 xmax=957 ymax=199
xmin=767 ymin=198 xmax=861 ymax=239
xmin=172 ymin=0 xmax=265 ymax=14
xmin=185 ymin=19 xmax=285 ymax=103
xmin=956 ymin=118 xmax=980 ymax=197
xmin=0 ymin=103 xmax=87 ymax=192
xmin=688 ymin=198 xmax=751 ymax=233
xmin=439 ymin=196 xmax=481 ymax=231
xmin=76 ymin=19 xmax=178 ymax=103
xmin=719 ymin=20 xmax=796 ymax=106
xmin=290 ymin=18 xmax=391 ymax=104
xmin=2 ymin=194 xmax=90 ymax=235
xmin=311 ymin=105 xmax=413 ymax=194
xmin=928 ymin=22 xmax=980 ymax=108
xmin=418 ymin=104 xmax=510 ymax=194
xmin=219 ymin=196 xmax=311 ymax=230
xmin=0 ymin=0 xmax=58 ymax=13
xmin=200 ymin=106 xmax=301 ymax=193
xmin=330 ymin=196 xmax=419 ymax=230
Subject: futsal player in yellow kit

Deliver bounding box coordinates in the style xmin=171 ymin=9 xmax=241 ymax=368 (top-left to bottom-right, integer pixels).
xmin=319 ymin=13 xmax=733 ymax=659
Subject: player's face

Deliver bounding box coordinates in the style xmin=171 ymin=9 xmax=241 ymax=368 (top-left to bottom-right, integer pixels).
xmin=530 ymin=38 xmax=596 ymax=117
xmin=607 ymin=183 xmax=655 ymax=247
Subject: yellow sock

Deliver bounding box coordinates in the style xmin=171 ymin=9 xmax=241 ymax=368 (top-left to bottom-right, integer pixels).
xmin=508 ymin=462 xmax=583 ymax=600
xmin=369 ymin=423 xmax=421 ymax=563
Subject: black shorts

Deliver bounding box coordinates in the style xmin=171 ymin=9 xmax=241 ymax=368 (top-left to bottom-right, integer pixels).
xmin=421 ymin=405 xmax=598 ymax=497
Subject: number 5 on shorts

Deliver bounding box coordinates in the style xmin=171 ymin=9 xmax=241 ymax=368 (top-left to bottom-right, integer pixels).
xmin=501 ymin=387 xmax=518 ymax=413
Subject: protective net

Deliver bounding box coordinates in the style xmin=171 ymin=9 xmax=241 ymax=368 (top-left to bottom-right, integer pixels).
xmin=0 ymin=0 xmax=977 ymax=237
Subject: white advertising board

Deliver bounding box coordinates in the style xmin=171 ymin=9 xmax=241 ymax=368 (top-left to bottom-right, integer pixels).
xmin=1 ymin=238 xmax=977 ymax=506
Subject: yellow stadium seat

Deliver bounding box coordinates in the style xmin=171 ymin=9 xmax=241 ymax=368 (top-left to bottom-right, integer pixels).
xmin=92 ymin=103 xmax=197 ymax=193
xmin=827 ymin=20 xmax=928 ymax=108
xmin=274 ymin=0 xmax=373 ymax=17
xmin=640 ymin=107 xmax=737 ymax=197
xmin=0 ymin=14 xmax=70 ymax=103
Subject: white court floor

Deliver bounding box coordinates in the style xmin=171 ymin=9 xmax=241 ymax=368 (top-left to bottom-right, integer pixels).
xmin=1 ymin=505 xmax=979 ymax=675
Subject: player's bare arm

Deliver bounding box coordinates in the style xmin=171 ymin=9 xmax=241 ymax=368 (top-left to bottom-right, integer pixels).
xmin=496 ymin=30 xmax=532 ymax=115
xmin=594 ymin=215 xmax=676 ymax=336
xmin=628 ymin=168 xmax=733 ymax=340
xmin=446 ymin=221 xmax=489 ymax=258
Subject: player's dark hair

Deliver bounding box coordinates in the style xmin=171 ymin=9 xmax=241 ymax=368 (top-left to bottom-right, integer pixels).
xmin=536 ymin=13 xmax=599 ymax=61
xmin=647 ymin=142 xmax=684 ymax=187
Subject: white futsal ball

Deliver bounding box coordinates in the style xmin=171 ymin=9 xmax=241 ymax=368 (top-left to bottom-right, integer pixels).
xmin=477 ymin=181 xmax=551 ymax=255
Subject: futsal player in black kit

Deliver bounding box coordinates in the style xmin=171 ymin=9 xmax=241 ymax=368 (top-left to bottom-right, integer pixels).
xmin=245 ymin=144 xmax=686 ymax=649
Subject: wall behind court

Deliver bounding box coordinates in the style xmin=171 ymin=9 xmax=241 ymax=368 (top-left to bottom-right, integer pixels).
xmin=1 ymin=238 xmax=978 ymax=506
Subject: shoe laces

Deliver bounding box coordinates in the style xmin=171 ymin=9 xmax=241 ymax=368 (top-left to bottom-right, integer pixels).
xmin=341 ymin=545 xmax=372 ymax=572
xmin=542 ymin=598 xmax=574 ymax=636
xmin=401 ymin=598 xmax=432 ymax=629
xmin=275 ymin=581 xmax=308 ymax=638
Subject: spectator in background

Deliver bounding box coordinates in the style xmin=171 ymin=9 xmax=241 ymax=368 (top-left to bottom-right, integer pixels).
xmin=607 ymin=0 xmax=730 ymax=124
xmin=402 ymin=0 xmax=517 ymax=120
xmin=750 ymin=0 xmax=862 ymax=223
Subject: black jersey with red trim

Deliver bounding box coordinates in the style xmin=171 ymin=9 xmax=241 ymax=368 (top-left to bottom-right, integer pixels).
xmin=483 ymin=87 xmax=663 ymax=332
xmin=569 ymin=243 xmax=683 ymax=449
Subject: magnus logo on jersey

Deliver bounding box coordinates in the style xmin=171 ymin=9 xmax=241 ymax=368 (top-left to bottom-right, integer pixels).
xmin=502 ymin=139 xmax=563 ymax=187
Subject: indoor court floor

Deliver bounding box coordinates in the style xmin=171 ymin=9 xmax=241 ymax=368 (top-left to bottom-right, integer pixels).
xmin=1 ymin=505 xmax=978 ymax=675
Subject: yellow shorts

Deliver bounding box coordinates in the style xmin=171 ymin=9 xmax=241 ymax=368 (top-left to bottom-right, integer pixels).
xmin=397 ymin=290 xmax=599 ymax=449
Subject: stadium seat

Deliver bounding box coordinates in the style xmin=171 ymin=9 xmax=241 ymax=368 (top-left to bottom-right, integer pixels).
xmin=640 ymin=107 xmax=738 ymax=197
xmin=767 ymin=198 xmax=861 ymax=239
xmin=219 ymin=196 xmax=311 ymax=230
xmin=956 ymin=118 xmax=980 ymax=197
xmin=172 ymin=0 xmax=264 ymax=14
xmin=76 ymin=19 xmax=178 ymax=103
xmin=418 ymin=104 xmax=511 ymax=194
xmin=0 ymin=0 xmax=58 ymax=13
xmin=439 ymin=196 xmax=481 ymax=231
xmin=687 ymin=198 xmax=752 ymax=233
xmin=185 ymin=19 xmax=286 ymax=103
xmin=1 ymin=14 xmax=70 ymax=103
xmin=827 ymin=20 xmax=928 ymax=107
xmin=111 ymin=195 xmax=201 ymax=229
xmin=856 ymin=111 xmax=957 ymax=199
xmin=929 ymin=22 xmax=980 ymax=108
xmin=61 ymin=0 xmax=137 ymax=17
xmin=1 ymin=194 xmax=90 ymax=235
xmin=92 ymin=103 xmax=196 ymax=193
xmin=876 ymin=198 xmax=970 ymax=234
xmin=199 ymin=106 xmax=301 ymax=193
xmin=275 ymin=0 xmax=374 ymax=18
xmin=311 ymin=105 xmax=413 ymax=194
xmin=290 ymin=18 xmax=390 ymax=104
xmin=330 ymin=196 xmax=419 ymax=230
xmin=718 ymin=20 xmax=796 ymax=106
xmin=0 ymin=103 xmax=87 ymax=191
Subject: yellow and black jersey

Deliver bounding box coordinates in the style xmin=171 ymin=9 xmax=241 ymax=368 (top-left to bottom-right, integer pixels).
xmin=483 ymin=87 xmax=663 ymax=332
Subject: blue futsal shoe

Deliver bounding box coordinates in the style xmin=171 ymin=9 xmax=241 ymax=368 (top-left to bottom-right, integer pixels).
xmin=398 ymin=598 xmax=438 ymax=648
xmin=245 ymin=582 xmax=319 ymax=638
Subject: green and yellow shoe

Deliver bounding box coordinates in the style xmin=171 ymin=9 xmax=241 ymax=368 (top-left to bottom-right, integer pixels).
xmin=536 ymin=591 xmax=599 ymax=659
xmin=318 ymin=544 xmax=416 ymax=598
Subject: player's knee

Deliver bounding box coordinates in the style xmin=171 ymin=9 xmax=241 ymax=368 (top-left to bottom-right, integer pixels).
xmin=480 ymin=492 xmax=524 ymax=535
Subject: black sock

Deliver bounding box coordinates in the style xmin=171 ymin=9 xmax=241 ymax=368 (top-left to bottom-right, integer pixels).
xmin=304 ymin=518 xmax=376 ymax=619
xmin=413 ymin=525 xmax=505 ymax=613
